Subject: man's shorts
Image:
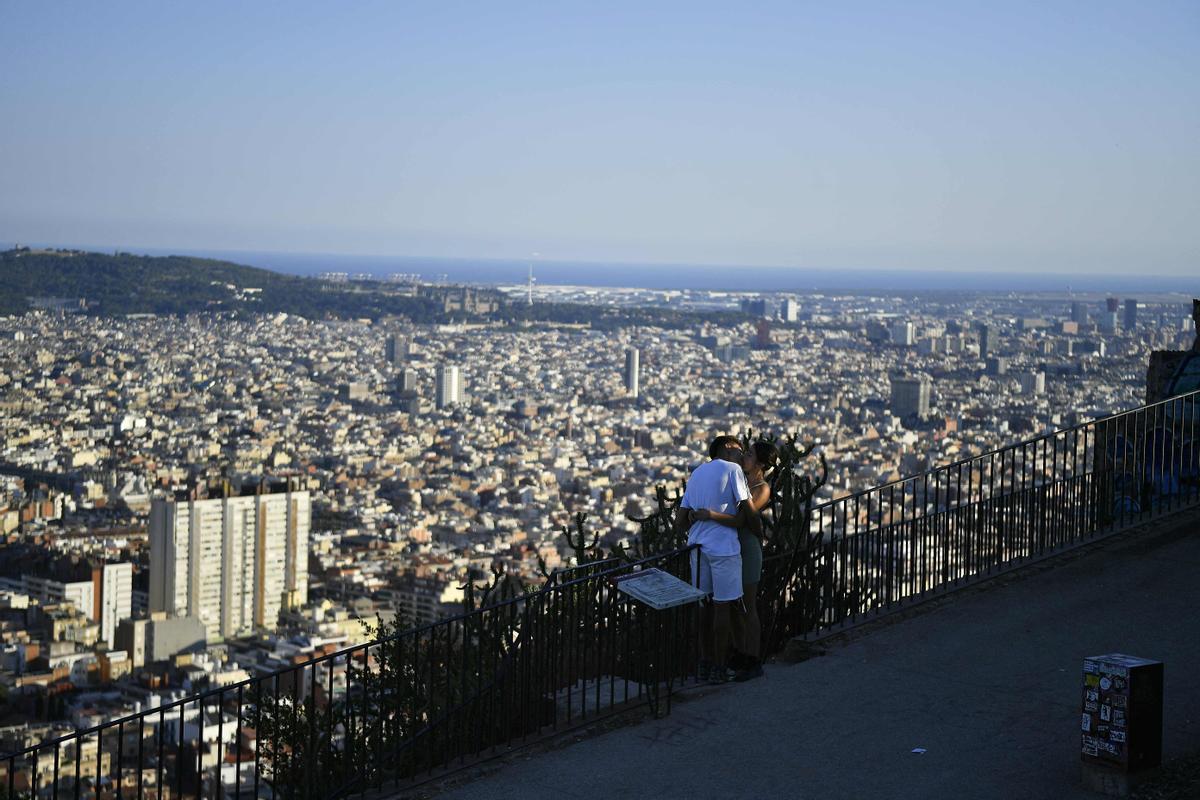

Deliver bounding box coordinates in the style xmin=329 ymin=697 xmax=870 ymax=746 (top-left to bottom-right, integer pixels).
xmin=690 ymin=549 xmax=743 ymax=603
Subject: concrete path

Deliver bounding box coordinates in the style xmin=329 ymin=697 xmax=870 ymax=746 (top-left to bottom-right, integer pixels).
xmin=431 ymin=510 xmax=1200 ymax=800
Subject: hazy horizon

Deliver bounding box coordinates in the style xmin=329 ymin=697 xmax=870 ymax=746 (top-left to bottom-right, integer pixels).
xmin=6 ymin=239 xmax=1196 ymax=296
xmin=2 ymin=2 xmax=1198 ymax=276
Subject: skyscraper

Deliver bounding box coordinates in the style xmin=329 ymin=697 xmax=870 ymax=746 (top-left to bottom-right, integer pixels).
xmin=1018 ymin=371 xmax=1046 ymax=396
xmin=1070 ymin=302 xmax=1089 ymax=325
xmin=890 ymin=321 xmax=915 ymax=346
xmin=1124 ymin=299 xmax=1138 ymax=331
xmin=986 ymin=357 xmax=1010 ymax=376
xmin=890 ymin=375 xmax=932 ymax=420
xmin=781 ymin=298 xmax=800 ymax=323
xmin=436 ymin=364 xmax=462 ymax=409
xmin=624 ymin=348 xmax=640 ymax=399
xmin=149 ymin=485 xmax=310 ymax=641
xmin=396 ymin=368 xmax=417 ymax=394
xmin=101 ymin=562 xmax=133 ymax=650
xmin=384 ymin=334 xmax=408 ymax=367
xmin=395 ymin=367 xmax=421 ymax=414
xmin=977 ymin=323 xmax=994 ymax=358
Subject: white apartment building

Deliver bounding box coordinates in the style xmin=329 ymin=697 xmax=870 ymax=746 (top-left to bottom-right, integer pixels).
xmin=624 ymin=348 xmax=640 ymax=399
xmin=150 ymin=488 xmax=310 ymax=642
xmin=890 ymin=321 xmax=916 ymax=346
xmin=781 ymin=298 xmax=800 ymax=323
xmin=222 ymin=495 xmax=257 ymax=640
xmin=22 ymin=575 xmax=95 ymax=619
xmin=1 ymin=566 xmax=131 ymax=649
xmin=100 ymin=562 xmax=133 ymax=649
xmin=436 ymin=364 xmax=462 ymax=409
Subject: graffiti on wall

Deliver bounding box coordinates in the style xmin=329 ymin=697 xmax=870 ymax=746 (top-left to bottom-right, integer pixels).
xmin=1165 ymin=355 xmax=1200 ymax=407
xmin=1097 ymin=301 xmax=1200 ymax=516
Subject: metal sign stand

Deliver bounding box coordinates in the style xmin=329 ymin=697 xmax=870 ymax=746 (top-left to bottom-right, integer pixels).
xmin=614 ymin=568 xmax=708 ymax=717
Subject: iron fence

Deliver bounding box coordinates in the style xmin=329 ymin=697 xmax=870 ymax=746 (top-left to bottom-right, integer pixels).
xmin=2 ymin=548 xmax=697 ymax=799
xmin=760 ymin=388 xmax=1200 ymax=648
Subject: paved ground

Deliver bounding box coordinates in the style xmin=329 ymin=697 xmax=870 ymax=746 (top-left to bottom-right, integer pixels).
xmin=424 ymin=510 xmax=1200 ymax=800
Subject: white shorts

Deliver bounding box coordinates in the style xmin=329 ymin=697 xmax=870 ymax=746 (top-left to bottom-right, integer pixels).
xmin=691 ymin=550 xmax=743 ymax=603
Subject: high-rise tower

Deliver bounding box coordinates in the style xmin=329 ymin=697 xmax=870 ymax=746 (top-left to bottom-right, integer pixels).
xmin=890 ymin=375 xmax=932 ymax=420
xmin=396 ymin=368 xmax=418 ymax=394
xmin=1071 ymin=302 xmax=1089 ymax=325
xmin=890 ymin=321 xmax=915 ymax=346
xmin=624 ymin=348 xmax=640 ymax=399
xmin=149 ymin=485 xmax=310 ymax=641
xmin=977 ymin=323 xmax=994 ymax=359
xmin=384 ymin=334 xmax=410 ymax=367
xmin=100 ymin=562 xmax=133 ymax=649
xmin=436 ymin=364 xmax=462 ymax=409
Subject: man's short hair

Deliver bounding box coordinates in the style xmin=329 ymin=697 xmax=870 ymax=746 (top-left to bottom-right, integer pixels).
xmin=708 ymin=435 xmax=742 ymax=459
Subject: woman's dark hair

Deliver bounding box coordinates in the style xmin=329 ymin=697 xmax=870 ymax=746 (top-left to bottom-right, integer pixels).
xmin=751 ymin=440 xmax=779 ymax=477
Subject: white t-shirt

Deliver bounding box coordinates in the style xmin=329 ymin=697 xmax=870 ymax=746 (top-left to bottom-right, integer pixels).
xmin=680 ymin=459 xmax=751 ymax=557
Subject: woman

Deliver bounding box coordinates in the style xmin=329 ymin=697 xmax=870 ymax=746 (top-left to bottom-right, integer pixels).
xmin=691 ymin=439 xmax=777 ymax=680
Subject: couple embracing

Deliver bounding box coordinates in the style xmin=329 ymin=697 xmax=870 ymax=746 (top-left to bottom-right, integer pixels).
xmin=673 ymin=434 xmax=778 ymax=684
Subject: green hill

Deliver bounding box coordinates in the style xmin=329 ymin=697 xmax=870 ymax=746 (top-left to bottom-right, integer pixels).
xmin=0 ymin=248 xmax=449 ymax=319
xmin=0 ymin=247 xmax=751 ymax=329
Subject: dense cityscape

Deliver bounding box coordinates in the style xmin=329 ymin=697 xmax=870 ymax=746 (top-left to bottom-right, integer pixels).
xmin=4 ymin=1 xmax=1198 ymax=794
xmin=1 ymin=280 xmax=1194 ymax=774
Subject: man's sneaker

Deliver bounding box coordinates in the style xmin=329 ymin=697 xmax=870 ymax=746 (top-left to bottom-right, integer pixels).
xmin=734 ymin=662 xmax=764 ymax=682
xmin=707 ymin=666 xmax=736 ymax=685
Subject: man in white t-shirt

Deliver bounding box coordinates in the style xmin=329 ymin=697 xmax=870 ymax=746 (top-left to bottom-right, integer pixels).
xmin=674 ymin=434 xmax=752 ymax=683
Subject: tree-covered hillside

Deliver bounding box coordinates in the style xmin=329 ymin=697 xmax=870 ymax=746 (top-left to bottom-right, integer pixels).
xmin=0 ymin=248 xmax=445 ymax=319
xmin=0 ymin=248 xmax=754 ymax=329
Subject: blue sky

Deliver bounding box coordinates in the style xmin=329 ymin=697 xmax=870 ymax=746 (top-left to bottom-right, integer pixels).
xmin=1 ymin=1 xmax=1197 ymax=275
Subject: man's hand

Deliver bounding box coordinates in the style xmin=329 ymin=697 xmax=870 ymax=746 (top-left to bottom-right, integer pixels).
xmin=691 ymin=508 xmax=712 ymax=521
xmin=673 ymin=505 xmax=692 ymax=536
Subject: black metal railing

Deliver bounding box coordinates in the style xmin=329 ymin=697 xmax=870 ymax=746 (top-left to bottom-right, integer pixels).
xmin=4 ymin=388 xmax=1198 ymax=798
xmin=760 ymin=387 xmax=1200 ymax=648
xmin=2 ymin=547 xmax=697 ymax=799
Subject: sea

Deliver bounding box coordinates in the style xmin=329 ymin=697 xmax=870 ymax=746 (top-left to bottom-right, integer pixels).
xmin=9 ymin=242 xmax=1197 ymax=295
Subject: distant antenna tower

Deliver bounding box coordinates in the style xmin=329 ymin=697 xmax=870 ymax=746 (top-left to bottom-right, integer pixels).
xmin=527 ymin=265 xmax=536 ymax=305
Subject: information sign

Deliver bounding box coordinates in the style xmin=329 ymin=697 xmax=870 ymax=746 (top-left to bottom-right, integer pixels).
xmin=614 ymin=568 xmax=707 ymax=610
